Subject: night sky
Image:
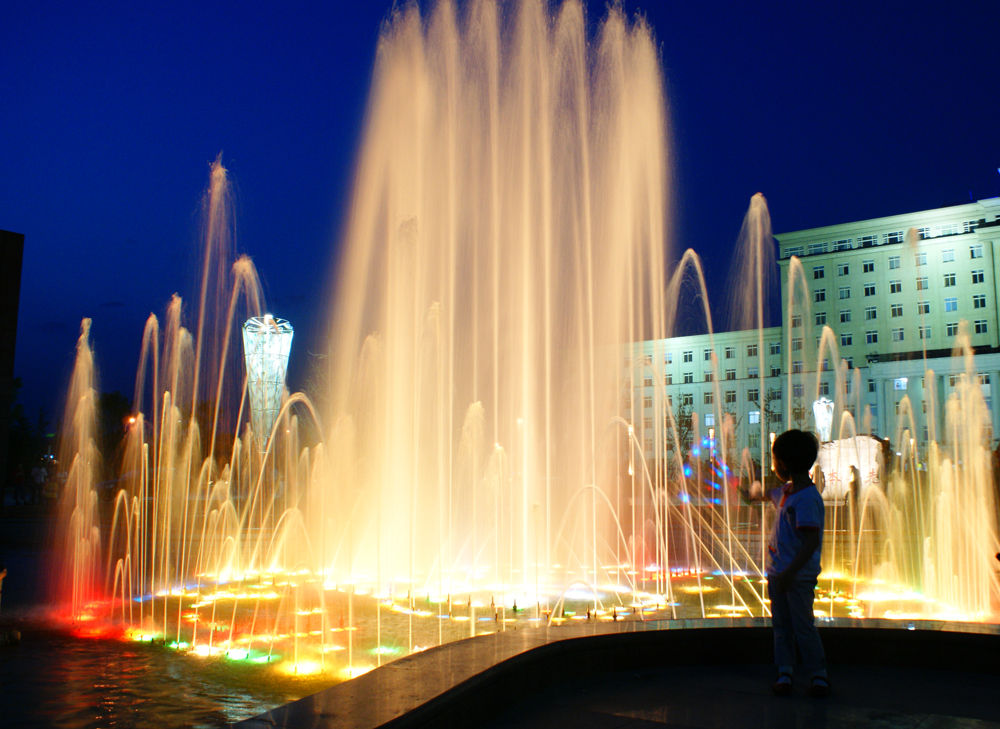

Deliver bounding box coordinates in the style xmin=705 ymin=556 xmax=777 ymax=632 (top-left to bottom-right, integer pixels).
xmin=3 ymin=0 xmax=999 ymax=422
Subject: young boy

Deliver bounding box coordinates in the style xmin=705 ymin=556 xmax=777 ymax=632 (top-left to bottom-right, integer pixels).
xmin=743 ymin=429 xmax=829 ymax=697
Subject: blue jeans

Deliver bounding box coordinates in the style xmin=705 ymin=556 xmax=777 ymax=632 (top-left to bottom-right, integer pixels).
xmin=769 ymin=577 xmax=826 ymax=677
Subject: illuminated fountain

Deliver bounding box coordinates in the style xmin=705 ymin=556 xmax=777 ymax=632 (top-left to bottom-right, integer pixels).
xmin=52 ymin=0 xmax=998 ymax=690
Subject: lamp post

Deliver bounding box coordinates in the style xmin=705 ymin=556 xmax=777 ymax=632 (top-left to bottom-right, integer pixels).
xmin=812 ymin=397 xmax=835 ymax=443
xmin=242 ymin=314 xmax=293 ymax=449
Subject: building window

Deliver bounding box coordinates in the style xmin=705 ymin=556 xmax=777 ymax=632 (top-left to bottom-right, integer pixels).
xmin=888 ymin=255 xmax=901 ymax=269
xmin=705 ymin=372 xmax=713 ymax=382
xmin=665 ymin=352 xmax=673 ymax=364
xmin=891 ymin=304 xmax=903 ymax=317
xmin=725 ymin=390 xmax=736 ymax=404
xmin=868 ymin=379 xmax=876 ymax=393
xmin=792 ymin=338 xmax=803 ymax=351
xmin=814 ymin=289 xmax=826 ymax=303
xmin=946 ymin=322 xmax=959 ymax=337
xmin=866 ymin=330 xmax=878 ymax=344
xmin=834 ymin=239 xmax=852 ymax=251
xmin=917 ymin=301 xmax=930 ymax=315
xmin=725 ymin=346 xmax=735 ymax=359
xmin=918 ymin=227 xmax=930 ymax=240
xmin=865 ymin=306 xmax=877 ymax=320
xmin=964 ymin=220 xmax=979 ymax=233
xmin=819 ymin=382 xmax=829 ymax=396
xmin=948 ymin=374 xmax=961 ymax=387
xmin=844 ymin=357 xmax=853 ymax=369
xmin=791 ymin=314 xmax=803 ymax=328
xmin=809 ymin=242 xmax=827 ymax=255
xmin=683 ymin=350 xmax=693 ymax=362
xmin=725 ymin=369 xmax=736 ymax=380
xmin=840 ymin=286 xmax=851 ymax=299
xmin=748 ymin=388 xmax=759 ymax=402
xmin=643 ymin=376 xmax=653 ymax=387
xmin=943 ymin=272 xmax=956 ymax=287
xmin=919 ymin=325 xmax=931 ymax=340
xmin=892 ymin=328 xmax=904 ymax=342
xmin=793 ymin=383 xmax=804 ymax=397
xmin=705 ymin=413 xmax=715 ymax=427
xmin=815 ymin=311 xmax=827 ymax=326
xmin=841 ymin=332 xmax=852 ymax=346
xmin=973 ymin=294 xmax=987 ymax=309
xmin=749 ymin=410 xmax=761 ymax=424
xmin=792 ymin=361 xmax=803 ymax=373
xmin=748 ymin=366 xmax=759 ymax=378
xmin=787 ymin=246 xmax=803 ymax=258
xmin=837 ymin=263 xmax=849 ymax=276
xmin=862 ymin=259 xmax=875 ymax=273
xmin=942 ymin=249 xmax=955 ymax=262
xmin=890 ymin=280 xmax=902 ymax=294
xmin=704 ymin=391 xmax=713 ymax=405
xmin=885 ymin=231 xmax=904 ymax=245
xmin=769 ymin=342 xmax=781 ymax=355
xmin=747 ymin=343 xmax=758 ymax=357
xmin=770 ymin=366 xmax=781 ymax=377
xmin=975 ymin=320 xmax=988 ymax=334
xmin=972 ymin=270 xmax=985 ymax=284
xmin=979 ymin=374 xmax=990 ymax=385
xmin=971 ymin=244 xmax=984 ymax=259
xmin=840 ymin=310 xmax=851 ymax=323
xmin=704 ymin=348 xmax=712 ymax=361
xmin=915 ymin=251 xmax=927 ymax=266
xmin=664 ymin=373 xmax=673 ymax=385
xmin=682 ymin=393 xmax=693 ymax=407
xmin=813 ymin=266 xmax=825 ymax=279
xmin=916 ymin=277 xmax=928 ymax=291
xmin=768 ymin=388 xmax=782 ymax=401
xmin=683 ymin=372 xmax=693 ymax=384
xmin=864 ymin=283 xmax=876 ymax=296
xmin=642 ymin=396 xmax=652 ymax=409
xmin=944 ymin=297 xmax=957 ymax=312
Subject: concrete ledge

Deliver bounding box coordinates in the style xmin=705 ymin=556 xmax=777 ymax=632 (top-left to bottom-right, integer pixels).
xmin=236 ymin=618 xmax=1000 ymax=729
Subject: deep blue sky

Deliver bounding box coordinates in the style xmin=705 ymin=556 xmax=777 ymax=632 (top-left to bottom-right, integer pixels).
xmin=3 ymin=1 xmax=999 ymax=421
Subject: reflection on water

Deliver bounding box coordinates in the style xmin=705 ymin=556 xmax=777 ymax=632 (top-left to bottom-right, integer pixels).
xmin=0 ymin=624 xmax=335 ymax=728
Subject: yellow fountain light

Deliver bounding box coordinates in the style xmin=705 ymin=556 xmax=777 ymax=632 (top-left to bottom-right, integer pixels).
xmin=680 ymin=585 xmax=718 ymax=594
xmin=322 ymin=644 xmax=345 ymax=653
xmin=341 ymin=665 xmax=374 ymax=680
xmin=278 ymin=660 xmax=323 ymax=676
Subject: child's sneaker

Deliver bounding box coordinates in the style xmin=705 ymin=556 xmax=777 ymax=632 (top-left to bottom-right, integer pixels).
xmin=808 ymin=675 xmax=830 ymax=698
xmin=772 ymin=673 xmax=793 ymax=696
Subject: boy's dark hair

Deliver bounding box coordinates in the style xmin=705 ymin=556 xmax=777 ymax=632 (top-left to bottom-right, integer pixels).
xmin=771 ymin=429 xmax=819 ymax=474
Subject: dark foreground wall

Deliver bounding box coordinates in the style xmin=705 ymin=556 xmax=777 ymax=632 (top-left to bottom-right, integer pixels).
xmin=237 ymin=619 xmax=1000 ymax=729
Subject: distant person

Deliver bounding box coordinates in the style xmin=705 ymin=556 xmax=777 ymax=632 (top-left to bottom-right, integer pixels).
xmin=740 ymin=429 xmax=829 ymax=697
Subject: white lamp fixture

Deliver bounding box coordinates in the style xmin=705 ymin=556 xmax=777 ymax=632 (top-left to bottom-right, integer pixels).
xmin=242 ymin=314 xmax=294 ymax=448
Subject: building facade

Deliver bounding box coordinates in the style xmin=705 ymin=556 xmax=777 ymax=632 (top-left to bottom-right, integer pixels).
xmin=630 ymin=197 xmax=1000 ymax=465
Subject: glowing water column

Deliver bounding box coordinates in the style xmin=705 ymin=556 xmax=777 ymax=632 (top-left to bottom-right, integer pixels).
xmin=242 ymin=315 xmax=293 ymax=448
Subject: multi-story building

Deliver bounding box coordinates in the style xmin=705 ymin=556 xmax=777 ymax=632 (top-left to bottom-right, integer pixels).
xmin=630 ymin=197 xmax=1000 ymax=465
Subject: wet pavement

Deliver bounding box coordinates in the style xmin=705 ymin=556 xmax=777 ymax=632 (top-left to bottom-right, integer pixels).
xmin=483 ymin=661 xmax=1000 ymax=729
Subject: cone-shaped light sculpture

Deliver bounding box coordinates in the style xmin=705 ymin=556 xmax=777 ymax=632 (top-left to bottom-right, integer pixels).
xmin=242 ymin=314 xmax=293 ymax=449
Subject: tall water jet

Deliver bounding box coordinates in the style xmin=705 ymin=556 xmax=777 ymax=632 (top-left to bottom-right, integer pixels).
xmin=320 ymin=0 xmax=670 ymax=603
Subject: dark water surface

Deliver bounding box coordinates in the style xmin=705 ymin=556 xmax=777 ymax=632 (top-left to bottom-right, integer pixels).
xmin=0 ymin=623 xmax=336 ymax=728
